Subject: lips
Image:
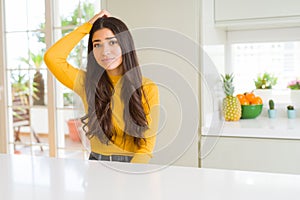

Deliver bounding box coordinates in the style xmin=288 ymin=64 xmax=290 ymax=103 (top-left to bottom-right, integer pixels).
xmin=101 ymin=58 xmax=115 ymax=64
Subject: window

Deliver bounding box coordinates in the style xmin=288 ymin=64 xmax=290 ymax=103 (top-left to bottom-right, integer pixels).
xmin=52 ymin=0 xmax=100 ymax=159
xmin=231 ymin=41 xmax=300 ymax=93
xmin=1 ymin=0 xmax=101 ymax=158
xmin=227 ymin=28 xmax=300 ymax=94
xmin=5 ymin=0 xmax=48 ymax=156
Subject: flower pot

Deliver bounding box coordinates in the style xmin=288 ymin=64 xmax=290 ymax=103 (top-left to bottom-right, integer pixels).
xmin=290 ymin=90 xmax=300 ymax=109
xmin=254 ymin=89 xmax=290 ymax=105
xmin=67 ymin=118 xmax=82 ymax=142
xmin=287 ymin=110 xmax=296 ymax=119
xmin=268 ymin=109 xmax=277 ymax=118
xmin=253 ymin=89 xmax=273 ymax=106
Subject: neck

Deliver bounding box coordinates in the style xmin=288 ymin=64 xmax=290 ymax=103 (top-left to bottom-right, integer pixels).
xmin=106 ymin=65 xmax=124 ymax=76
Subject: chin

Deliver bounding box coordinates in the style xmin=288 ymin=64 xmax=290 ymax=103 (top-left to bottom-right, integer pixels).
xmin=106 ymin=66 xmax=118 ymax=71
xmin=108 ymin=63 xmax=122 ymax=70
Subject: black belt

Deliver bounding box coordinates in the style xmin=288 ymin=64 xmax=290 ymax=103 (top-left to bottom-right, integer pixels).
xmin=89 ymin=152 xmax=133 ymax=163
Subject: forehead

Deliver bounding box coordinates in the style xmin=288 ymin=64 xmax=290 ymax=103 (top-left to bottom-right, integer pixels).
xmin=92 ymin=28 xmax=115 ymax=41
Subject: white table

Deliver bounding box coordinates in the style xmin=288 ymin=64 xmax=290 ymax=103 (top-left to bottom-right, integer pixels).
xmin=1 ymin=154 xmax=300 ymax=200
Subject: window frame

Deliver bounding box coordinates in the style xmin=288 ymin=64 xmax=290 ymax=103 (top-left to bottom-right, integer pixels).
xmin=226 ymin=27 xmax=300 ymax=93
xmin=0 ymin=0 xmax=101 ymax=157
xmin=0 ymin=0 xmax=9 ymax=153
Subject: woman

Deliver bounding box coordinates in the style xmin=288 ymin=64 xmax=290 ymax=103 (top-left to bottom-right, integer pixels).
xmin=44 ymin=10 xmax=160 ymax=163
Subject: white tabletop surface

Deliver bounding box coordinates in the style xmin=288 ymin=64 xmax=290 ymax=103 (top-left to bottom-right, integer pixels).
xmin=203 ymin=116 xmax=300 ymax=140
xmin=1 ymin=154 xmax=300 ymax=200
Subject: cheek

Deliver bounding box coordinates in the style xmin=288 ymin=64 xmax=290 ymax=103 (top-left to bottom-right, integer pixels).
xmin=113 ymin=47 xmax=122 ymax=58
xmin=115 ymin=56 xmax=123 ymax=66
xmin=93 ymin=50 xmax=103 ymax=66
xmin=111 ymin=47 xmax=123 ymax=64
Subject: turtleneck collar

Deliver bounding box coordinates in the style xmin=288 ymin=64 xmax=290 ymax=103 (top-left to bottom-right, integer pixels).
xmin=108 ymin=73 xmax=122 ymax=86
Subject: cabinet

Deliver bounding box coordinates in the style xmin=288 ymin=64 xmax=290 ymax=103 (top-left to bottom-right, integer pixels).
xmin=214 ymin=0 xmax=300 ymax=29
xmin=201 ymin=135 xmax=300 ymax=174
xmin=201 ymin=115 xmax=300 ymax=174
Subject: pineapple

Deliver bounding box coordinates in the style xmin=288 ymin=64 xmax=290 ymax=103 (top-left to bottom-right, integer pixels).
xmin=221 ymin=73 xmax=241 ymax=121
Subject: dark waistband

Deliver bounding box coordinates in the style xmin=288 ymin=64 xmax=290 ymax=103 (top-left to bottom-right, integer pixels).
xmin=89 ymin=152 xmax=133 ymax=163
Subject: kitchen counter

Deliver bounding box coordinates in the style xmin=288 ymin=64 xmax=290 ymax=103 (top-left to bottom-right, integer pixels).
xmin=1 ymin=154 xmax=300 ymax=200
xmin=201 ymin=107 xmax=300 ymax=174
xmin=203 ymin=116 xmax=300 ymax=139
xmin=202 ymin=106 xmax=300 ymax=140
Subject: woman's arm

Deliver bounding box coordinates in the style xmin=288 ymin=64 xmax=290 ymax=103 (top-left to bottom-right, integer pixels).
xmin=44 ymin=10 xmax=111 ymax=91
xmin=131 ymin=79 xmax=160 ymax=163
xmin=44 ymin=23 xmax=92 ymax=90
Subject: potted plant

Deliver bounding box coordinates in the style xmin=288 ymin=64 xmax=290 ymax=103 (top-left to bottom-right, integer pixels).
xmin=11 ymin=73 xmax=29 ymax=96
xmin=287 ymin=79 xmax=300 ymax=109
xmin=11 ymin=71 xmax=43 ymax=152
xmin=254 ymin=72 xmax=278 ymax=105
xmin=11 ymin=73 xmax=30 ymax=126
xmin=268 ymin=99 xmax=277 ymax=118
xmin=67 ymin=118 xmax=82 ymax=142
xmin=287 ymin=105 xmax=296 ymax=119
xmin=11 ymin=71 xmax=34 ymax=104
xmin=254 ymin=72 xmax=278 ymax=89
xmin=20 ymin=51 xmax=45 ymax=105
xmin=11 ymin=71 xmax=39 ymax=118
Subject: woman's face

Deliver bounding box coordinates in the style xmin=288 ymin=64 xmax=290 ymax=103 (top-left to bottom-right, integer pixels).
xmin=92 ymin=28 xmax=123 ymax=76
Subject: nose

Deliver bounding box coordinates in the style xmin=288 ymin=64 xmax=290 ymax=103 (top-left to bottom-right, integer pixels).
xmin=102 ymin=43 xmax=111 ymax=56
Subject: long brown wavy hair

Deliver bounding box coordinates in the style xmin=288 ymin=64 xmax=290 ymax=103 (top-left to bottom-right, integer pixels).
xmin=81 ymin=17 xmax=149 ymax=148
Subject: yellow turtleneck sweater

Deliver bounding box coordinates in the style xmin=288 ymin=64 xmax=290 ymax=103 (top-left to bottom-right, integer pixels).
xmin=44 ymin=22 xmax=160 ymax=163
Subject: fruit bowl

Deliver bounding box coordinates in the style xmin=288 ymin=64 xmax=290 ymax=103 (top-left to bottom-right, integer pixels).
xmin=241 ymin=104 xmax=263 ymax=119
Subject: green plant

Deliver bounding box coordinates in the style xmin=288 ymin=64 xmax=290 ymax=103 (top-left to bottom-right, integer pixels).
xmin=34 ymin=2 xmax=94 ymax=67
xmin=18 ymin=51 xmax=43 ymax=104
xmin=19 ymin=51 xmax=43 ymax=70
xmin=269 ymin=99 xmax=275 ymax=110
xmin=287 ymin=79 xmax=300 ymax=90
xmin=11 ymin=70 xmax=39 ymax=98
xmin=11 ymin=73 xmax=29 ymax=94
xmin=63 ymin=92 xmax=74 ymax=106
xmin=287 ymin=105 xmax=294 ymax=110
xmin=11 ymin=72 xmax=32 ymax=121
xmin=254 ymin=72 xmax=278 ymax=89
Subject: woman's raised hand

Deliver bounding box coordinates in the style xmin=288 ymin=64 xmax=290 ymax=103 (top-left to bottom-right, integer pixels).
xmin=88 ymin=10 xmax=112 ymax=24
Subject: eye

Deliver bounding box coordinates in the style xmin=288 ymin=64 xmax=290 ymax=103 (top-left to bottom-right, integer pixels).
xmin=93 ymin=43 xmax=102 ymax=48
xmin=109 ymin=40 xmax=118 ymax=45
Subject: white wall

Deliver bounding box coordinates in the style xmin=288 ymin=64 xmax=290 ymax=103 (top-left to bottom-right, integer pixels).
xmin=102 ymin=0 xmax=200 ymax=167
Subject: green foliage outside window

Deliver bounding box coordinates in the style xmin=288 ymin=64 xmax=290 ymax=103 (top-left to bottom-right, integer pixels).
xmin=35 ymin=2 xmax=94 ymax=67
xmin=16 ymin=2 xmax=95 ymax=106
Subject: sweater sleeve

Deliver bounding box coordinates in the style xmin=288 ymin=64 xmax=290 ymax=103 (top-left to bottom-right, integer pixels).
xmin=44 ymin=22 xmax=92 ymax=91
xmin=130 ymin=80 xmax=160 ymax=163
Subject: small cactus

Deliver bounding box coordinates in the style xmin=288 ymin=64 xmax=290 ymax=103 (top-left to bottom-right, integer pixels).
xmin=287 ymin=105 xmax=294 ymax=110
xmin=269 ymin=99 xmax=275 ymax=110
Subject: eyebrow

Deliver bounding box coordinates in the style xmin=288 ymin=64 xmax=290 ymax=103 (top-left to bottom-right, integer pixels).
xmin=92 ymin=37 xmax=116 ymax=43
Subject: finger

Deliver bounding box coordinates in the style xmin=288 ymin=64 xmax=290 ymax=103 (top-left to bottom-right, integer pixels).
xmin=88 ymin=10 xmax=112 ymax=24
xmin=99 ymin=10 xmax=112 ymax=18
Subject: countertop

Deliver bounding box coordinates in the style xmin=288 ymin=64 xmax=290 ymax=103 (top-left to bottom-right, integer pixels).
xmin=202 ymin=106 xmax=300 ymax=140
xmin=1 ymin=154 xmax=300 ymax=200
